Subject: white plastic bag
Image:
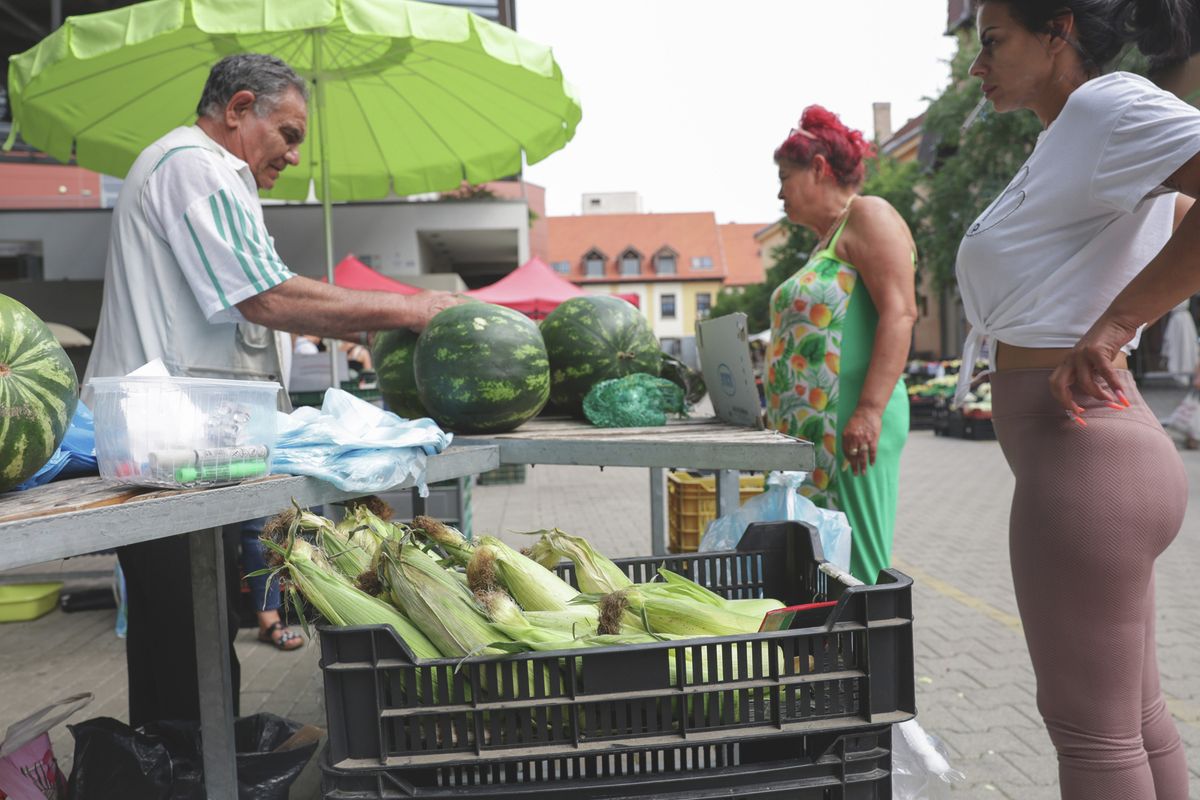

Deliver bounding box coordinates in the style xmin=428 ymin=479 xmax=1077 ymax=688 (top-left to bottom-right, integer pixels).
xmin=697 ymin=471 xmax=852 ymax=572
xmin=891 ymin=719 xmax=965 ymax=800
xmin=0 ymin=693 xmax=92 ymax=800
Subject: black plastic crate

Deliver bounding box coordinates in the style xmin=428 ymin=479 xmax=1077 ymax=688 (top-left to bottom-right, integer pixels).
xmin=320 ymin=725 xmax=893 ymax=799
xmin=317 ymin=521 xmax=914 ymax=795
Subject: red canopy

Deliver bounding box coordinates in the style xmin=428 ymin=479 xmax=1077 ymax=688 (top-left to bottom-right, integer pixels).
xmin=327 ymin=254 xmax=422 ymax=295
xmin=465 ymin=257 xmax=585 ymax=319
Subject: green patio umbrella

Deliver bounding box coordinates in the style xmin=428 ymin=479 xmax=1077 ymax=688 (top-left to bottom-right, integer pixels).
xmin=4 ymin=0 xmax=581 ymax=375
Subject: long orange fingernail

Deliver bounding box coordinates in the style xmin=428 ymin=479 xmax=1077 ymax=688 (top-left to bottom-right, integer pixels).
xmin=1106 ymin=402 xmax=1125 ymax=411
xmin=1116 ymin=390 xmax=1131 ymax=408
xmin=1073 ymin=414 xmax=1088 ymax=427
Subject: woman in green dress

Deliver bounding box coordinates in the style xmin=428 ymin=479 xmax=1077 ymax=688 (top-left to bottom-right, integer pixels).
xmin=765 ymin=105 xmax=918 ymax=584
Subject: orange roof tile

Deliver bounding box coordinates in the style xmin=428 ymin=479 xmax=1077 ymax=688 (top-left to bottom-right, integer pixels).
xmin=717 ymin=223 xmax=768 ymax=286
xmin=547 ymin=212 xmax=766 ymax=284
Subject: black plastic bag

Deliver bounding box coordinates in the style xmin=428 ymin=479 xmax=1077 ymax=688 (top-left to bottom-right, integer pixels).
xmin=67 ymin=712 xmax=319 ymax=800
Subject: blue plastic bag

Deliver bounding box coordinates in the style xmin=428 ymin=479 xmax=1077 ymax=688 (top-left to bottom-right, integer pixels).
xmin=271 ymin=389 xmax=451 ymax=495
xmin=15 ymin=402 xmax=98 ymax=490
xmin=698 ymin=471 xmax=852 ymax=572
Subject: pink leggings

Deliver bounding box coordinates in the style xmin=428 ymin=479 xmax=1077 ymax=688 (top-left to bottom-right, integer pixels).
xmin=991 ymin=369 xmax=1188 ymax=799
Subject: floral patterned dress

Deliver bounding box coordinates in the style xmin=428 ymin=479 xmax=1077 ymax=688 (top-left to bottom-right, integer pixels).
xmin=765 ymin=217 xmax=909 ymax=583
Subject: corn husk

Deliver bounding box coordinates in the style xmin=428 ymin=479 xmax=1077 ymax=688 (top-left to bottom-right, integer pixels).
xmin=467 ymin=538 xmax=580 ymax=612
xmin=599 ymin=587 xmax=761 ymax=637
xmin=379 ymin=539 xmax=509 ymax=657
xmin=411 ymin=515 xmax=475 ymax=566
xmin=267 ymin=538 xmax=439 ymax=659
xmin=526 ymin=528 xmax=633 ymax=595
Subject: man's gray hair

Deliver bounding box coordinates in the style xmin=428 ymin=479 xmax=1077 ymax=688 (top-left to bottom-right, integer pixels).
xmin=196 ymin=53 xmax=308 ymax=119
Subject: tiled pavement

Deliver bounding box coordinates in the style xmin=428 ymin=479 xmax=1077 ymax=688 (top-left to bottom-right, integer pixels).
xmin=2 ymin=387 xmax=1200 ymax=798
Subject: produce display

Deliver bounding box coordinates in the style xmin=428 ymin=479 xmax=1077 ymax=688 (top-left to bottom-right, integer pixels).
xmin=582 ymin=373 xmax=686 ymax=428
xmin=260 ymin=505 xmax=785 ymax=663
xmin=540 ymin=295 xmax=661 ymax=417
xmin=0 ymin=295 xmax=79 ymax=492
xmin=370 ymin=327 xmax=427 ymax=420
xmin=413 ymin=303 xmax=550 ymax=434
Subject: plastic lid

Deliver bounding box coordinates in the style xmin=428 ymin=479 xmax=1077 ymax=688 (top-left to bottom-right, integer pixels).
xmin=87 ymin=376 xmax=283 ymax=392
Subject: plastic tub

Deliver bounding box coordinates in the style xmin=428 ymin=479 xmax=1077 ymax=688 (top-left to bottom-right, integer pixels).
xmin=87 ymin=376 xmax=281 ymax=489
xmin=0 ymin=582 xmax=63 ymax=622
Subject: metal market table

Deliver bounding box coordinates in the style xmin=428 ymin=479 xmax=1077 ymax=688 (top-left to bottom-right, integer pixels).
xmin=455 ymin=416 xmax=815 ymax=555
xmin=0 ymin=445 xmax=498 ymax=800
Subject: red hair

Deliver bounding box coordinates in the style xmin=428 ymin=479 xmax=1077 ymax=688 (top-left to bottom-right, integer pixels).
xmin=774 ymin=105 xmax=874 ymax=188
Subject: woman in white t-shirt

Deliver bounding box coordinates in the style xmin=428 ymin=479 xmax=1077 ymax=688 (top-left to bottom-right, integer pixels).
xmin=958 ymin=1 xmax=1200 ymax=797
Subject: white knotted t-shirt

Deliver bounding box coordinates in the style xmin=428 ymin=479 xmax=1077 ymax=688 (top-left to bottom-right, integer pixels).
xmin=954 ymin=72 xmax=1200 ymax=403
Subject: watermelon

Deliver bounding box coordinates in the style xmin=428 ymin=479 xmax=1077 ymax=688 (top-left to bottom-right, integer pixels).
xmin=0 ymin=295 xmax=79 ymax=492
xmin=414 ymin=303 xmax=550 ymax=434
xmin=540 ymin=296 xmax=661 ymax=417
xmin=371 ymin=328 xmax=427 ymax=420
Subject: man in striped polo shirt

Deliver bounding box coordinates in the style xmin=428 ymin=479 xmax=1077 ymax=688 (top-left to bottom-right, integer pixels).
xmin=83 ymin=54 xmax=460 ymax=727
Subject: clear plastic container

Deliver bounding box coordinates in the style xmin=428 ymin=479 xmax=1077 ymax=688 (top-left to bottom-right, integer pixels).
xmin=88 ymin=376 xmax=281 ymax=489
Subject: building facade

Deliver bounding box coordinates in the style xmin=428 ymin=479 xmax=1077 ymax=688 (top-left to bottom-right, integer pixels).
xmin=547 ymin=211 xmax=766 ymax=357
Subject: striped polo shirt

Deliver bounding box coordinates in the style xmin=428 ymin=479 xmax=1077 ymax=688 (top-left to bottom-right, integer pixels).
xmin=83 ymin=125 xmax=294 ymax=399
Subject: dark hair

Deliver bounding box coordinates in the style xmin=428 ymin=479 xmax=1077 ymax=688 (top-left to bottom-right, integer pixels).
xmin=196 ymin=53 xmax=308 ymax=119
xmin=985 ymin=0 xmax=1197 ymax=73
xmin=774 ymin=105 xmax=875 ymax=188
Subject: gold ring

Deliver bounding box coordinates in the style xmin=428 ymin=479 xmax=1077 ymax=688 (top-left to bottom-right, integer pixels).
xmin=848 ymin=448 xmax=859 ymax=455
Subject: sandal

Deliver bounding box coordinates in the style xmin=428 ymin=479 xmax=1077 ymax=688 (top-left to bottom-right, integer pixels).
xmin=258 ymin=621 xmax=304 ymax=651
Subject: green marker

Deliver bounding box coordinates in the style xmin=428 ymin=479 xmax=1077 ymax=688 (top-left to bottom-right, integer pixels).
xmin=175 ymin=459 xmax=268 ymax=484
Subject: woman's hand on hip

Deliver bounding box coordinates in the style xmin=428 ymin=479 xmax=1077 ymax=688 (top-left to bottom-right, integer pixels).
xmin=1049 ymin=314 xmax=1138 ymax=413
xmin=842 ymin=407 xmax=882 ymax=476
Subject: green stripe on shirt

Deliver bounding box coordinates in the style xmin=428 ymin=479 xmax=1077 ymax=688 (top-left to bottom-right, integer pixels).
xmin=184 ymin=213 xmax=230 ymax=310
xmin=233 ymin=198 xmax=277 ymax=288
xmin=217 ymin=190 xmax=264 ymax=293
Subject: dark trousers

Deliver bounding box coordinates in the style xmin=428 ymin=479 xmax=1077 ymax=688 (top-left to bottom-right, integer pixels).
xmin=117 ymin=529 xmax=241 ymax=727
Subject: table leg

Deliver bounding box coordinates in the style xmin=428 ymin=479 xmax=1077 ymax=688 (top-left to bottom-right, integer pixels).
xmin=716 ymin=469 xmax=740 ymax=519
xmin=410 ymin=486 xmax=427 ymax=517
xmin=189 ymin=528 xmax=237 ymax=799
xmin=650 ymin=468 xmax=667 ymax=556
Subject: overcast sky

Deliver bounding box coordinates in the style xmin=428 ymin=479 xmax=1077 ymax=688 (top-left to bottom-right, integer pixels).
xmin=517 ymin=1 xmax=960 ymax=224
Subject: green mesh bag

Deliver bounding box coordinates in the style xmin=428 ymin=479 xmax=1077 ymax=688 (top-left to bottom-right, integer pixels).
xmin=582 ymin=373 xmax=687 ymax=428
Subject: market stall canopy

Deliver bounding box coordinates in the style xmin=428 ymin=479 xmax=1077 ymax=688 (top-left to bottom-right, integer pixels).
xmin=326 ymin=255 xmax=421 ymax=295
xmin=465 ymin=257 xmax=581 ymax=318
xmin=3 ymin=0 xmax=583 ymax=202
xmin=44 ymin=323 xmax=92 ymax=348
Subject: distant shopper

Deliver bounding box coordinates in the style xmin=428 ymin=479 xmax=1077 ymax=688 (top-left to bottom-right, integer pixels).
xmin=957 ymin=1 xmax=1199 ymax=796
xmin=764 ymin=105 xmax=917 ymax=584
xmin=82 ymin=53 xmax=461 ymax=727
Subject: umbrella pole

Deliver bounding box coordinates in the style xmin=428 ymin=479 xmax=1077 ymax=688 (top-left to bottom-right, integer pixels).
xmin=313 ymin=30 xmax=340 ymax=390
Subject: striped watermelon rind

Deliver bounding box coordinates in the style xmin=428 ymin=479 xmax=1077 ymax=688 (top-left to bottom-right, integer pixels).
xmin=540 ymin=295 xmax=662 ymax=417
xmin=414 ymin=303 xmax=550 ymax=434
xmin=371 ymin=328 xmax=427 ymax=420
xmin=0 ymin=295 xmax=79 ymax=492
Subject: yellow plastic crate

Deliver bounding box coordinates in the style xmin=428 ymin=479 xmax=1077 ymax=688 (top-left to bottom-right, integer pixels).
xmin=0 ymin=582 xmax=62 ymax=622
xmin=667 ymin=472 xmax=765 ymax=553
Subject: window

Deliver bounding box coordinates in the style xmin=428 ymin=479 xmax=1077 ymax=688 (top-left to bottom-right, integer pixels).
xmin=620 ymin=248 xmax=641 ymax=276
xmin=655 ymin=250 xmax=677 ymax=275
xmin=691 ymin=256 xmax=713 ymax=270
xmin=552 ymin=260 xmax=571 ymax=275
xmin=696 ymin=292 xmax=712 ymax=318
xmin=583 ymin=249 xmax=606 ymax=277
xmin=660 ymin=293 xmax=676 ymax=319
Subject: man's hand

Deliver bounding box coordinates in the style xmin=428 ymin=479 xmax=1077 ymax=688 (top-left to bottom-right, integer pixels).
xmin=1048 ymin=313 xmax=1139 ymax=413
xmin=406 ymin=291 xmax=469 ymax=332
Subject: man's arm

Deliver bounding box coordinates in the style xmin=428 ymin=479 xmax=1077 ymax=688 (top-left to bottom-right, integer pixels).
xmin=237 ymin=276 xmax=460 ymax=337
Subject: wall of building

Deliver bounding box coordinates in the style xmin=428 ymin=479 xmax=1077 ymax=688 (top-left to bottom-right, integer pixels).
xmin=0 ymin=200 xmax=530 ymax=282
xmin=262 ymin=200 xmax=529 ymax=279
